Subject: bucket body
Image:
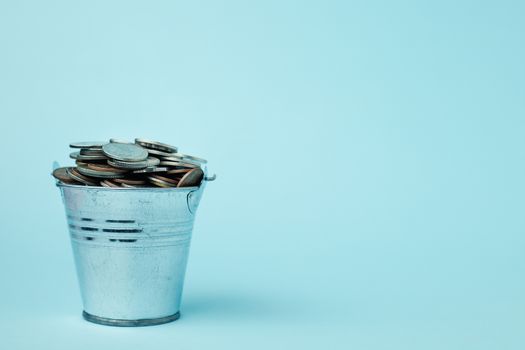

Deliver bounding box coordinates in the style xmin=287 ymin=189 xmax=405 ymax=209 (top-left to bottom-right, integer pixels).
xmin=57 ymin=182 xmax=206 ymax=326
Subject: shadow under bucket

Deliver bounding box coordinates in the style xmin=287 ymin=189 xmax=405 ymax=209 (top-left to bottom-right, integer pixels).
xmin=56 ymin=180 xmax=208 ymax=326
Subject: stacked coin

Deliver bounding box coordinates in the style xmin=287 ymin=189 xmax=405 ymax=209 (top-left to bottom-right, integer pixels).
xmin=52 ymin=139 xmax=207 ymax=188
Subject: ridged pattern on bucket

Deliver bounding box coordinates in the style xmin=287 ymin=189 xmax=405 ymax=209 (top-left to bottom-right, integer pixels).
xmin=59 ymin=184 xmax=205 ymax=321
xmin=66 ymin=214 xmax=193 ymax=248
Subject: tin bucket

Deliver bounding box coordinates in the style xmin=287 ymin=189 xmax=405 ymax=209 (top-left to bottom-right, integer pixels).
xmin=55 ymin=176 xmax=210 ymax=327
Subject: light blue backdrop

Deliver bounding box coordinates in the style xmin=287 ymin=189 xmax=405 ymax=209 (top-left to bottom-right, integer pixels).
xmin=0 ymin=1 xmax=524 ymax=349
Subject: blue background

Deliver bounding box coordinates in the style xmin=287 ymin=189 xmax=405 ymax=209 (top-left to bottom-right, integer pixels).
xmin=0 ymin=1 xmax=524 ymax=349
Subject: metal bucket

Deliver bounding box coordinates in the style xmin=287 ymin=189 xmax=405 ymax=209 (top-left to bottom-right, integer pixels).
xmin=56 ymin=179 xmax=208 ymax=326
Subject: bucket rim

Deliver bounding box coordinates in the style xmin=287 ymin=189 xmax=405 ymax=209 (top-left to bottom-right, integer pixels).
xmin=56 ymin=181 xmax=201 ymax=192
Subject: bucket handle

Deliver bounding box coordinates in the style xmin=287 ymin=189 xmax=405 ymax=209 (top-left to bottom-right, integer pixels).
xmin=204 ymin=174 xmax=216 ymax=181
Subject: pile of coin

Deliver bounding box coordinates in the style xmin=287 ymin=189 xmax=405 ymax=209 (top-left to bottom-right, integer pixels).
xmin=52 ymin=138 xmax=208 ymax=188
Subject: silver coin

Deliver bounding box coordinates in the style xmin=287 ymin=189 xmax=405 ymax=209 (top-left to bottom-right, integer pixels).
xmin=102 ymin=142 xmax=148 ymax=162
xmin=70 ymin=151 xmax=108 ymax=161
xmin=161 ymin=155 xmax=184 ymax=162
xmin=81 ymin=147 xmax=105 ymax=151
xmin=108 ymin=157 xmax=159 ymax=170
xmin=178 ymin=153 xmax=207 ymax=164
xmin=145 ymin=148 xmax=176 ymax=157
xmin=78 ymin=154 xmax=108 ymax=161
xmin=80 ymin=149 xmax=106 ymax=156
xmin=159 ymin=160 xmax=199 ymax=168
xmin=70 ymin=141 xmax=107 ymax=149
xmin=110 ymin=138 xmax=131 ymax=144
xmin=146 ymin=157 xmax=161 ymax=167
xmin=107 ymin=159 xmax=146 ymax=170
xmin=77 ymin=166 xmax=126 ymax=179
xmin=135 ymin=138 xmax=178 ymax=153
xmin=177 ymin=158 xmax=202 ymax=167
xmin=132 ymin=167 xmax=168 ymax=174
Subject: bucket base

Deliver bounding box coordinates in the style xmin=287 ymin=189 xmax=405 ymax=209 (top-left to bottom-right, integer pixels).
xmin=82 ymin=310 xmax=180 ymax=327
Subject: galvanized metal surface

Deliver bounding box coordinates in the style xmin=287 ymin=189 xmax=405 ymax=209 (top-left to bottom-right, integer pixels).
xmin=57 ymin=181 xmax=207 ymax=326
